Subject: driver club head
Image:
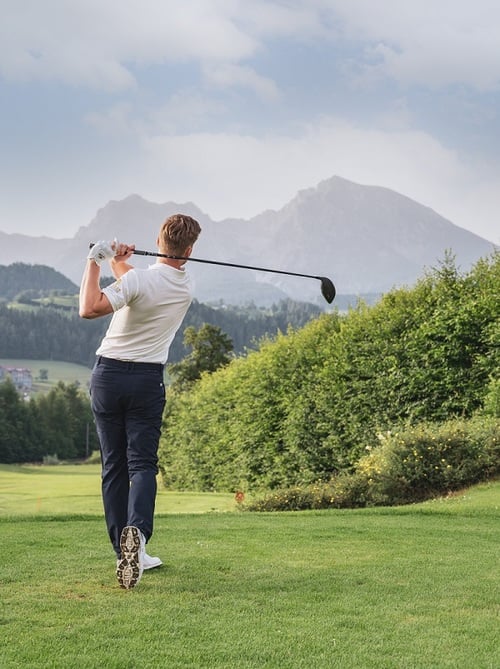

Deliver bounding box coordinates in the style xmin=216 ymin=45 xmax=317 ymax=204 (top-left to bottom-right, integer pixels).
xmin=320 ymin=277 xmax=336 ymax=304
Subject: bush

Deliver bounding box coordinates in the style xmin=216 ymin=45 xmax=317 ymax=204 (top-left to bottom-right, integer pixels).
xmin=245 ymin=417 xmax=500 ymax=510
xmin=42 ymin=454 xmax=61 ymax=465
xmin=245 ymin=473 xmax=371 ymax=511
xmin=358 ymin=416 xmax=500 ymax=504
xmin=85 ymin=450 xmax=102 ymax=465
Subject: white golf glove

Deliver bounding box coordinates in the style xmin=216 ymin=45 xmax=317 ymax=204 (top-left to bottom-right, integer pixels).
xmin=87 ymin=239 xmax=119 ymax=265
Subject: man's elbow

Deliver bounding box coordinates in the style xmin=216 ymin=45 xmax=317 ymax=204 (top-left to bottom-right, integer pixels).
xmin=79 ymin=293 xmax=113 ymax=319
xmin=79 ymin=301 xmax=105 ymax=319
xmin=79 ymin=306 xmax=98 ymax=319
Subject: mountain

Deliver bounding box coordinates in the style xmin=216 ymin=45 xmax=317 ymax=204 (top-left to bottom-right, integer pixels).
xmin=0 ymin=177 xmax=496 ymax=305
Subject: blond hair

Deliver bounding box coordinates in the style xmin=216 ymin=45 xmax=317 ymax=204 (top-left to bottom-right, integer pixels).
xmin=159 ymin=214 xmax=201 ymax=255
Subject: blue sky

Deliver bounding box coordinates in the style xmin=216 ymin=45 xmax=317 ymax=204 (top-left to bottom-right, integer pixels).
xmin=1 ymin=0 xmax=499 ymax=243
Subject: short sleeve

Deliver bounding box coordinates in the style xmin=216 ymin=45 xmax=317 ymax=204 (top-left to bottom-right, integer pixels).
xmin=101 ymin=270 xmax=140 ymax=311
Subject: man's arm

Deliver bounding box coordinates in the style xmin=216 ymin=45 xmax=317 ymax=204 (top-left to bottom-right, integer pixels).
xmin=79 ymin=260 xmax=113 ymax=319
xmin=110 ymin=256 xmax=134 ymax=279
xmin=79 ymin=243 xmax=134 ymax=319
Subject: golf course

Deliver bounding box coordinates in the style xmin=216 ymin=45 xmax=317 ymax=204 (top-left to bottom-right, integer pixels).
xmin=1 ymin=464 xmax=498 ymax=668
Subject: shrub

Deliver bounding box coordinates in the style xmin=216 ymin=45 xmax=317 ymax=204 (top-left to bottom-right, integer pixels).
xmin=85 ymin=450 xmax=102 ymax=465
xmin=42 ymin=454 xmax=60 ymax=465
xmin=246 ymin=417 xmax=500 ymax=510
xmin=358 ymin=416 xmax=500 ymax=504
xmin=245 ymin=473 xmax=371 ymax=511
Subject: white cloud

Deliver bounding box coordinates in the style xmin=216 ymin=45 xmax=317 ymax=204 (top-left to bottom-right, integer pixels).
xmin=0 ymin=0 xmax=258 ymax=89
xmin=2 ymin=1 xmax=499 ymax=92
xmin=233 ymin=1 xmax=333 ymax=39
xmin=85 ymin=90 xmax=227 ymax=136
xmin=85 ymin=103 xmax=138 ymax=135
xmin=203 ymin=62 xmax=280 ymax=100
xmin=331 ymin=0 xmax=500 ymax=90
xmin=0 ymin=0 xmax=333 ymax=92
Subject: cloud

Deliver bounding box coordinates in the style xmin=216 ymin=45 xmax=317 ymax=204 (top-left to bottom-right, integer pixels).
xmin=203 ymin=63 xmax=280 ymax=100
xmin=0 ymin=0 xmax=327 ymax=93
xmin=2 ymin=1 xmax=499 ymax=93
xmin=85 ymin=89 xmax=227 ymax=136
xmin=0 ymin=0 xmax=258 ymax=90
xmin=85 ymin=103 xmax=138 ymax=135
xmin=331 ymin=1 xmax=500 ymax=90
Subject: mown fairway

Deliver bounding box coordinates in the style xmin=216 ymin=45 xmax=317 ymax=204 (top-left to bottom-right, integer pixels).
xmin=0 ymin=464 xmax=236 ymax=516
xmin=0 ymin=467 xmax=498 ymax=668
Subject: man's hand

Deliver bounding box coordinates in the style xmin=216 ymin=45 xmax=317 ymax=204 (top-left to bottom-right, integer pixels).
xmin=87 ymin=239 xmax=118 ymax=266
xmin=113 ymin=242 xmax=135 ymax=262
xmin=110 ymin=242 xmax=135 ymax=279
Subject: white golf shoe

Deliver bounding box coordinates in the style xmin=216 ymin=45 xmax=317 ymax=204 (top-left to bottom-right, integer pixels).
xmin=143 ymin=553 xmax=163 ymax=570
xmin=116 ymin=525 xmax=145 ymax=590
xmin=116 ymin=553 xmax=162 ymax=570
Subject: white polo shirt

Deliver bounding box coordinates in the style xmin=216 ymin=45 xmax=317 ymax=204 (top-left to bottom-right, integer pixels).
xmin=96 ymin=263 xmax=194 ymax=364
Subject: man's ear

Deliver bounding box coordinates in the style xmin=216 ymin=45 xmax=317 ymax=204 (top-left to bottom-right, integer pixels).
xmin=183 ymin=245 xmax=193 ymax=258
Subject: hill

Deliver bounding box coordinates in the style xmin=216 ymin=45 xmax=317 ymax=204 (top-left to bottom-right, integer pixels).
xmin=0 ymin=263 xmax=78 ymax=301
xmin=0 ymin=297 xmax=322 ymax=367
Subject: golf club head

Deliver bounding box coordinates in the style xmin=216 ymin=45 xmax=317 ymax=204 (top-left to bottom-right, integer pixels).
xmin=320 ymin=277 xmax=336 ymax=304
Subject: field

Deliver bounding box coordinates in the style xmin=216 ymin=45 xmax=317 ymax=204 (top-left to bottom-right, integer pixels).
xmin=0 ymin=358 xmax=92 ymax=394
xmin=0 ymin=465 xmax=498 ymax=668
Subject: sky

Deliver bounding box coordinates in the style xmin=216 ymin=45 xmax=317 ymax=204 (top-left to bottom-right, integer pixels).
xmin=1 ymin=0 xmax=499 ymax=243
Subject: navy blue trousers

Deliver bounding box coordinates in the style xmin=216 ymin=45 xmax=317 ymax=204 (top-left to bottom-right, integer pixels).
xmin=90 ymin=356 xmax=166 ymax=557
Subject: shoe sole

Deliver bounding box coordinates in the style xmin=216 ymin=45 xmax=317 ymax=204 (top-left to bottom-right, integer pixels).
xmin=117 ymin=526 xmax=142 ymax=590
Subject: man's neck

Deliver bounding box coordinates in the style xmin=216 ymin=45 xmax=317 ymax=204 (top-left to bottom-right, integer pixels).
xmin=156 ymin=255 xmax=186 ymax=270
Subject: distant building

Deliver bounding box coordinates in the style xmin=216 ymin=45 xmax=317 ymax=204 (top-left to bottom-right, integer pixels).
xmin=0 ymin=366 xmax=33 ymax=392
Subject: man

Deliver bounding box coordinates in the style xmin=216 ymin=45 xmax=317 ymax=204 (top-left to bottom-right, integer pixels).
xmin=79 ymin=214 xmax=201 ymax=589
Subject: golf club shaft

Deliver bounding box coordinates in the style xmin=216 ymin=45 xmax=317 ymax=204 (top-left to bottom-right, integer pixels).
xmin=88 ymin=243 xmax=335 ymax=303
xmin=132 ymin=248 xmax=324 ymax=282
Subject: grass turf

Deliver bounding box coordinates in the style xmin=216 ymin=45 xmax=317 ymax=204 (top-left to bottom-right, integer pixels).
xmin=0 ymin=464 xmax=237 ymax=517
xmin=0 ymin=471 xmax=498 ymax=668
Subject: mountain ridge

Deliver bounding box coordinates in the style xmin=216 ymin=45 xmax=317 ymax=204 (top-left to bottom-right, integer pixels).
xmin=0 ymin=176 xmax=496 ymax=305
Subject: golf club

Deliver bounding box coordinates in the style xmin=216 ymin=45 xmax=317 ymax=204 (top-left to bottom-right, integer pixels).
xmin=89 ymin=243 xmax=336 ymax=304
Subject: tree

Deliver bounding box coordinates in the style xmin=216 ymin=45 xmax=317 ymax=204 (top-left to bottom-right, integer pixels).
xmin=168 ymin=324 xmax=234 ymax=391
xmin=35 ymin=382 xmax=97 ymax=460
xmin=0 ymin=378 xmax=28 ymax=463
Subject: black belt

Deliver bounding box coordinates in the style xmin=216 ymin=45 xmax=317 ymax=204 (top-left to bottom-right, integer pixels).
xmin=96 ymin=356 xmax=164 ymax=372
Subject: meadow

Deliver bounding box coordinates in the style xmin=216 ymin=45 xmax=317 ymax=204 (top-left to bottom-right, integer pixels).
xmin=0 ymin=465 xmax=498 ymax=668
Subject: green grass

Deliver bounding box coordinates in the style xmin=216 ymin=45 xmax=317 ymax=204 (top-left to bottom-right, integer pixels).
xmin=34 ymin=295 xmax=79 ymax=309
xmin=0 ymin=464 xmax=237 ymax=517
xmin=1 ymin=469 xmax=499 ymax=668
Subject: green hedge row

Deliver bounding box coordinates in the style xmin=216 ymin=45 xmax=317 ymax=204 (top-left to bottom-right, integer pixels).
xmin=159 ymin=253 xmax=499 ymax=492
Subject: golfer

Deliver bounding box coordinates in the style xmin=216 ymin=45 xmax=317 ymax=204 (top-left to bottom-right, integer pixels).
xmin=79 ymin=214 xmax=201 ymax=589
